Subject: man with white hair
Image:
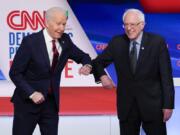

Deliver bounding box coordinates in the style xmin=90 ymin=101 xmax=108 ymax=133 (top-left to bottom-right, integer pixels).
xmin=93 ymin=8 xmax=174 ymax=135
xmin=9 ymin=7 xmax=92 ymax=135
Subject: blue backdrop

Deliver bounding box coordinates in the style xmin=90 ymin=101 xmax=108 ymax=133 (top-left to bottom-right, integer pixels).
xmin=69 ymin=2 xmax=180 ymax=85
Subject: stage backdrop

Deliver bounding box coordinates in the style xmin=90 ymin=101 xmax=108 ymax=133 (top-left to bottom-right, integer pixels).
xmin=69 ymin=1 xmax=180 ymax=86
xmin=0 ymin=0 xmax=102 ymax=96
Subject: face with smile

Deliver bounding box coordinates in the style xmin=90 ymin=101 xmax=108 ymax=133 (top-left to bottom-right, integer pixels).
xmin=123 ymin=11 xmax=145 ymax=40
xmin=45 ymin=9 xmax=67 ymax=40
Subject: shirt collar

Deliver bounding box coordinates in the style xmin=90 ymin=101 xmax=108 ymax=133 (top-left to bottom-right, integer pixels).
xmin=43 ymin=28 xmax=54 ymax=43
xmin=131 ymin=31 xmax=143 ymax=45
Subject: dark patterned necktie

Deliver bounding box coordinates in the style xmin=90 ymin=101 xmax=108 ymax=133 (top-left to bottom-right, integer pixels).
xmin=48 ymin=40 xmax=59 ymax=94
xmin=129 ymin=41 xmax=137 ymax=74
xmin=51 ymin=40 xmax=59 ymax=72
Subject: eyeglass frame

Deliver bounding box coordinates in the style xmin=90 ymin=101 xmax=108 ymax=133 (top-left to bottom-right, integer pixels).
xmin=122 ymin=22 xmax=143 ymax=29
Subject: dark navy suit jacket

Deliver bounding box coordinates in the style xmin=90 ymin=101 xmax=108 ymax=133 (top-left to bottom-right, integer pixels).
xmin=93 ymin=32 xmax=174 ymax=121
xmin=9 ymin=30 xmax=91 ymax=112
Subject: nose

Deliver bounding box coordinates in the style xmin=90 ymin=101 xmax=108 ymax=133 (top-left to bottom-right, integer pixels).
xmin=126 ymin=25 xmax=132 ymax=30
xmin=59 ymin=24 xmax=65 ymax=31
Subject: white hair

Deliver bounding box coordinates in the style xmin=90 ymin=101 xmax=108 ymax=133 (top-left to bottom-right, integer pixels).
xmin=45 ymin=7 xmax=67 ymax=21
xmin=122 ymin=8 xmax=145 ymax=22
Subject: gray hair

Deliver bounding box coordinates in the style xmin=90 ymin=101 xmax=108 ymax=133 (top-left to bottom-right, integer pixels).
xmin=122 ymin=8 xmax=145 ymax=22
xmin=45 ymin=7 xmax=67 ymax=21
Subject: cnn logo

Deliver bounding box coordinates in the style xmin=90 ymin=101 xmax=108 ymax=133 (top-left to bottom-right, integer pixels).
xmin=7 ymin=10 xmax=46 ymax=30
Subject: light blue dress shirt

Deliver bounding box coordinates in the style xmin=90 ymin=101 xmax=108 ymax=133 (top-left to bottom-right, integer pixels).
xmin=129 ymin=32 xmax=143 ymax=59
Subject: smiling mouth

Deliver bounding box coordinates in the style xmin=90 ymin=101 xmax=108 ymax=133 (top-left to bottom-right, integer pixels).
xmin=127 ymin=32 xmax=135 ymax=35
xmin=55 ymin=32 xmax=61 ymax=36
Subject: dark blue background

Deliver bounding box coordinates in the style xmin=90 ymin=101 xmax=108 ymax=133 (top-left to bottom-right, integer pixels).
xmin=68 ymin=1 xmax=180 ymax=85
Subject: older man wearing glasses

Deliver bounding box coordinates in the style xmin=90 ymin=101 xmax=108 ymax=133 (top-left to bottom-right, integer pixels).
xmin=92 ymin=8 xmax=174 ymax=135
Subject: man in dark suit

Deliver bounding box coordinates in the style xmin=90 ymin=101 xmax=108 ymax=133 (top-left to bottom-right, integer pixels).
xmin=9 ymin=7 xmax=92 ymax=135
xmin=92 ymin=8 xmax=174 ymax=135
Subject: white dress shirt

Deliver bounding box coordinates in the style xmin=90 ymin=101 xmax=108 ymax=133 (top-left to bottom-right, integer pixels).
xmin=43 ymin=29 xmax=62 ymax=66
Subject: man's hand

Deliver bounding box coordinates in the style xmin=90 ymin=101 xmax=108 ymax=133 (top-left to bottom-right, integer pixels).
xmin=100 ymin=75 xmax=115 ymax=89
xmin=30 ymin=91 xmax=45 ymax=104
xmin=163 ymin=109 xmax=173 ymax=122
xmin=79 ymin=64 xmax=92 ymax=75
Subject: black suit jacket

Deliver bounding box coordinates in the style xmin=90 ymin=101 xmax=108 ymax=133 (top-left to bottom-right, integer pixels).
xmin=9 ymin=30 xmax=91 ymax=112
xmin=93 ymin=32 xmax=174 ymax=121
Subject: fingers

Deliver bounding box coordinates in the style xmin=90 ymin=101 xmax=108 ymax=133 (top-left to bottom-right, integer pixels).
xmin=79 ymin=65 xmax=92 ymax=75
xmin=31 ymin=92 xmax=45 ymax=104
xmin=163 ymin=109 xmax=173 ymax=122
xmin=100 ymin=75 xmax=114 ymax=89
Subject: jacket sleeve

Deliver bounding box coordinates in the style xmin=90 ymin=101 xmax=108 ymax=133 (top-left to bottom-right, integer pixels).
xmin=159 ymin=38 xmax=175 ymax=109
xmin=66 ymin=35 xmax=92 ymax=65
xmin=92 ymin=40 xmax=114 ymax=83
xmin=9 ymin=37 xmax=34 ymax=99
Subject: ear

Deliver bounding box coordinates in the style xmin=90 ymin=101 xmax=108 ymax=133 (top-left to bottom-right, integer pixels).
xmin=45 ymin=20 xmax=49 ymax=28
xmin=140 ymin=22 xmax=145 ymax=30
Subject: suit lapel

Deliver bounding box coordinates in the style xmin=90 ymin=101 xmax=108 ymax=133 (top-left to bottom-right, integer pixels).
xmin=39 ymin=31 xmax=51 ymax=69
xmin=53 ymin=35 xmax=69 ymax=72
xmin=58 ymin=36 xmax=67 ymax=56
xmin=136 ymin=32 xmax=148 ymax=73
xmin=121 ymin=35 xmax=133 ymax=76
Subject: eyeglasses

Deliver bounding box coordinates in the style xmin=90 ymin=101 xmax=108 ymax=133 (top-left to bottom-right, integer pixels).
xmin=122 ymin=22 xmax=141 ymax=28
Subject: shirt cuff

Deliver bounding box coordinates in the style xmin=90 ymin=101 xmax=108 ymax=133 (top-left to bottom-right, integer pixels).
xmin=29 ymin=92 xmax=35 ymax=99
